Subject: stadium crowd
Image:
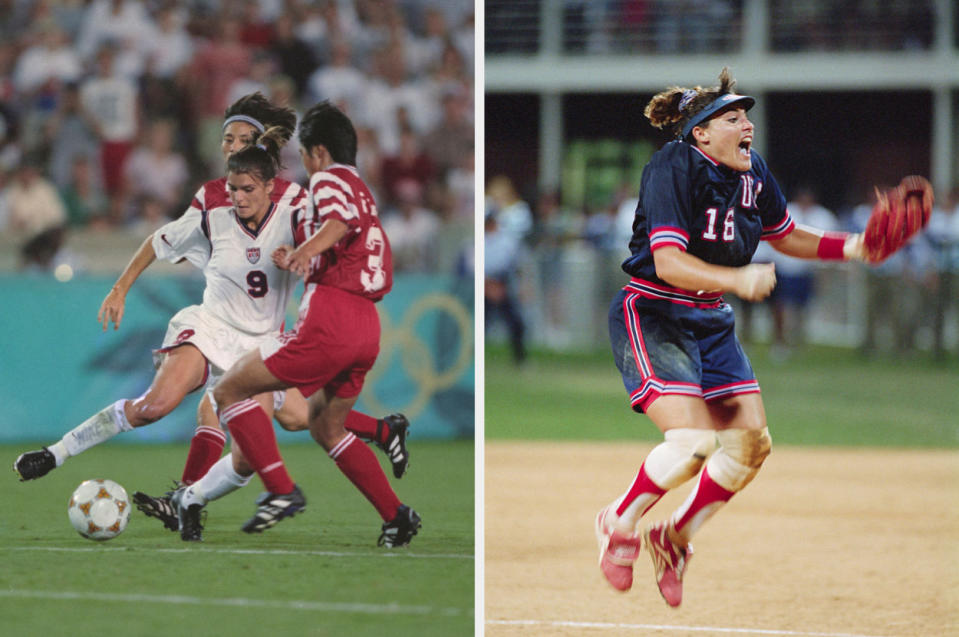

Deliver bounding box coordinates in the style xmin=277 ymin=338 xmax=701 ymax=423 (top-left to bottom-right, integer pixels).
xmin=0 ymin=0 xmax=474 ymax=274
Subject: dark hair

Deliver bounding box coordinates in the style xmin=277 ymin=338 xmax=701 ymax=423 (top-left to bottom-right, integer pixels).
xmin=226 ymin=125 xmax=289 ymax=183
xmin=298 ymin=100 xmax=357 ymax=165
xmin=223 ymin=92 xmax=297 ymax=141
xmin=644 ymin=67 xmax=738 ymax=138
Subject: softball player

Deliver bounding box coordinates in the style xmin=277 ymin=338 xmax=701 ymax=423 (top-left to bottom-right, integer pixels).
xmin=597 ymin=68 xmax=870 ymax=607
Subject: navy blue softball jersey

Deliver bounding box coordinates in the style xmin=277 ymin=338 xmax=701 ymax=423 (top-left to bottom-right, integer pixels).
xmin=622 ymin=140 xmax=794 ymax=288
xmin=608 ymin=140 xmax=796 ymax=412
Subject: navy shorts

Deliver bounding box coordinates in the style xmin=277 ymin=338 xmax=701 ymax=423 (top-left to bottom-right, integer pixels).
xmin=608 ymin=279 xmax=760 ymax=413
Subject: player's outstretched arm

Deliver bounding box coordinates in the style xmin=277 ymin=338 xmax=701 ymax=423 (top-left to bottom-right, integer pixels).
xmin=98 ymin=235 xmax=157 ymax=331
xmin=768 ymin=226 xmax=865 ymax=262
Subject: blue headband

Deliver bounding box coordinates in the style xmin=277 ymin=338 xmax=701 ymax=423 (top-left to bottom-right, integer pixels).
xmin=681 ymin=93 xmax=755 ymax=139
xmin=222 ymin=114 xmax=265 ymax=132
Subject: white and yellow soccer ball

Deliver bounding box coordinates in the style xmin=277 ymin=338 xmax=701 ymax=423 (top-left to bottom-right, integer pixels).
xmin=67 ymin=479 xmax=131 ymax=541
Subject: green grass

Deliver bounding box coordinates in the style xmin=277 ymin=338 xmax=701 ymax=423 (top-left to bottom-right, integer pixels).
xmin=2 ymin=441 xmax=473 ymax=637
xmin=485 ymin=344 xmax=959 ymax=448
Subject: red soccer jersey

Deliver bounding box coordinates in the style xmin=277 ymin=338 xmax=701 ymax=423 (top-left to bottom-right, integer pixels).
xmin=302 ymin=164 xmax=393 ymax=301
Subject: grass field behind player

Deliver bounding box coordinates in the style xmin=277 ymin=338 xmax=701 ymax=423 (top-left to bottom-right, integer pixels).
xmin=2 ymin=441 xmax=473 ymax=636
xmin=486 ymin=344 xmax=959 ymax=447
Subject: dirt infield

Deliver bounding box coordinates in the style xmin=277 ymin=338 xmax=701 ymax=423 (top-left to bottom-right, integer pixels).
xmin=485 ymin=441 xmax=959 ymax=637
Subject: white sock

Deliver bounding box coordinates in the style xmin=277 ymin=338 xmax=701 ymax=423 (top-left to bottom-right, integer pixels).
xmin=49 ymin=400 xmax=132 ymax=466
xmin=185 ymin=455 xmax=252 ymax=506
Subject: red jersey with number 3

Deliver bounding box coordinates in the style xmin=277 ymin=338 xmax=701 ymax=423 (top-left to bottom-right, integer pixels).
xmin=303 ymin=164 xmax=392 ymax=301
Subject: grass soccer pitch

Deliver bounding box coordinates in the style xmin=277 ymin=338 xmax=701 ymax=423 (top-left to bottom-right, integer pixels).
xmin=485 ymin=343 xmax=959 ymax=447
xmin=1 ymin=440 xmax=474 ymax=637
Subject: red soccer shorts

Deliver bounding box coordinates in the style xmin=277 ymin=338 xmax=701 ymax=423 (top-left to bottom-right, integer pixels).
xmin=261 ymin=284 xmax=380 ymax=399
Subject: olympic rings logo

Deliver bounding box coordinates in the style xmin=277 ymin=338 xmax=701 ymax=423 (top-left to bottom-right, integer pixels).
xmin=364 ymin=292 xmax=473 ymax=418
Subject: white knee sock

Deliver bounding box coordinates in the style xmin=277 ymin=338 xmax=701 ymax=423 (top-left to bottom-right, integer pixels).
xmin=612 ymin=429 xmax=717 ymax=534
xmin=49 ymin=400 xmax=133 ymax=466
xmin=182 ymin=455 xmax=252 ymax=507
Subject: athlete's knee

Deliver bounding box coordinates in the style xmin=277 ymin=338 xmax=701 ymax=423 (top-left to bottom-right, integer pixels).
xmin=646 ymin=428 xmax=718 ymax=489
xmin=707 ymin=427 xmax=772 ymax=492
xmin=128 ymin=394 xmax=178 ymax=426
xmin=719 ymin=427 xmax=772 ymax=468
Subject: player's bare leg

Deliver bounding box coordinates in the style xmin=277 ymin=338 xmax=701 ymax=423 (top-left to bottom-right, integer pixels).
xmin=14 ymin=345 xmax=207 ymax=481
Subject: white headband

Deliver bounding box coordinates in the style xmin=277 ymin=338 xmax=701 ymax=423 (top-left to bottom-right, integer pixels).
xmin=222 ymin=114 xmax=265 ymax=132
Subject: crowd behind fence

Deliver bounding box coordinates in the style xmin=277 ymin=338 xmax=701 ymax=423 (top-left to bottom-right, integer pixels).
xmin=485 ymin=177 xmax=959 ymax=359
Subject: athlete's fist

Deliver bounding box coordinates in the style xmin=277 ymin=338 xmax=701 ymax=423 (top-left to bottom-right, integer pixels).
xmin=735 ymin=263 xmax=776 ymax=302
xmin=272 ymin=245 xmax=294 ymax=269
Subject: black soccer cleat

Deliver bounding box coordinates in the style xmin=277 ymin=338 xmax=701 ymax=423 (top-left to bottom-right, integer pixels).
xmin=377 ymin=504 xmax=422 ymax=548
xmin=13 ymin=448 xmax=56 ymax=481
xmin=133 ymin=489 xmax=180 ymax=532
xmin=376 ymin=414 xmax=411 ymax=479
xmin=171 ymin=486 xmax=205 ymax=542
xmin=241 ymin=485 xmax=306 ymax=534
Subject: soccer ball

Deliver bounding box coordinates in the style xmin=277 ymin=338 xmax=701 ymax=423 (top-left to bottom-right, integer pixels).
xmin=67 ymin=479 xmax=131 ymax=541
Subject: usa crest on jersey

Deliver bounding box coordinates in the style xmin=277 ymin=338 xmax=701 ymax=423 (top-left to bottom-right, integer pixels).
xmin=246 ymin=247 xmax=261 ymax=264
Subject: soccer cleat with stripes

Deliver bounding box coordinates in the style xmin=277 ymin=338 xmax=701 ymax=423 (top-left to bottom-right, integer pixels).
xmin=595 ymin=506 xmax=642 ymax=592
xmin=241 ymin=485 xmax=306 ymax=533
xmin=13 ymin=448 xmax=56 ymax=481
xmin=376 ymin=414 xmax=411 ymax=479
xmin=377 ymin=504 xmax=421 ymax=548
xmin=171 ymin=486 xmax=205 ymax=542
xmin=644 ymin=521 xmax=693 ymax=607
xmin=132 ymin=485 xmax=181 ymax=532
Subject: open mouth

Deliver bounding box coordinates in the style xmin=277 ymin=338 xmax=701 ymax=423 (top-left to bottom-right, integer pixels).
xmin=738 ymin=138 xmax=752 ymax=158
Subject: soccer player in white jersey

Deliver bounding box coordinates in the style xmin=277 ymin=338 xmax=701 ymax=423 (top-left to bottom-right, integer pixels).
xmin=13 ymin=95 xmax=409 ymax=519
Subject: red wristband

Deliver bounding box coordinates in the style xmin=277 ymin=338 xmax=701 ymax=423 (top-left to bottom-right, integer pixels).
xmin=816 ymin=232 xmax=848 ymax=260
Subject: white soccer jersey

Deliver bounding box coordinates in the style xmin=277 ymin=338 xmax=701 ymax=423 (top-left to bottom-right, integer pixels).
xmin=152 ymin=198 xmax=311 ymax=336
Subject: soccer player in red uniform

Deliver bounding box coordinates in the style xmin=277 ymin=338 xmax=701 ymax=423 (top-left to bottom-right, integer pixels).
xmin=13 ymin=94 xmax=410 ymax=536
xmin=186 ymin=101 xmax=420 ymax=547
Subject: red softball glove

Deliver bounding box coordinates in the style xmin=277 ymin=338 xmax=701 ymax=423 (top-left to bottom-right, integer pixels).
xmin=863 ymin=175 xmax=933 ymax=263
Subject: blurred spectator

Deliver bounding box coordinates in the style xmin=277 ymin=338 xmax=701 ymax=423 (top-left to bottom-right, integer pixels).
xmin=926 ymin=187 xmax=959 ymax=357
xmin=76 ymin=0 xmax=156 ymax=64
xmin=238 ymin=0 xmax=275 ymax=48
xmin=485 ymin=210 xmax=527 ymax=365
xmin=268 ymin=12 xmax=315 ymax=98
xmin=307 ymin=38 xmax=369 ymax=117
xmin=147 ymin=4 xmax=194 ymax=80
xmin=423 ymin=85 xmax=472 ymax=179
xmin=486 ymin=175 xmax=533 ymax=243
xmin=445 ymin=141 xmax=474 ymax=224
xmin=381 ymin=178 xmax=441 ymax=272
xmin=79 ymin=42 xmax=139 ymax=223
xmin=363 ymin=42 xmax=437 ymax=154
xmin=121 ymin=118 xmax=188 ymax=224
xmin=43 ymin=82 xmax=99 ymax=190
xmin=380 ymin=127 xmax=434 ymax=209
xmin=3 ymin=155 xmax=67 ymax=240
xmin=13 ymin=21 xmax=81 ymax=96
xmin=226 ymin=49 xmax=276 ymax=107
xmin=186 ymin=16 xmax=252 ymax=175
xmin=759 ymin=187 xmax=839 ymax=357
xmin=59 ymin=155 xmax=109 ymax=228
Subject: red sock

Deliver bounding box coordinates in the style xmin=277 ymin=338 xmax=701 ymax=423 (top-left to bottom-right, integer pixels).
xmin=329 ymin=432 xmax=400 ymax=521
xmin=222 ymin=399 xmax=295 ymax=494
xmin=344 ymin=411 xmax=383 ymax=443
xmin=672 ymin=466 xmax=735 ymax=540
xmin=615 ymin=461 xmax=667 ymax=518
xmin=180 ymin=426 xmax=227 ymax=485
